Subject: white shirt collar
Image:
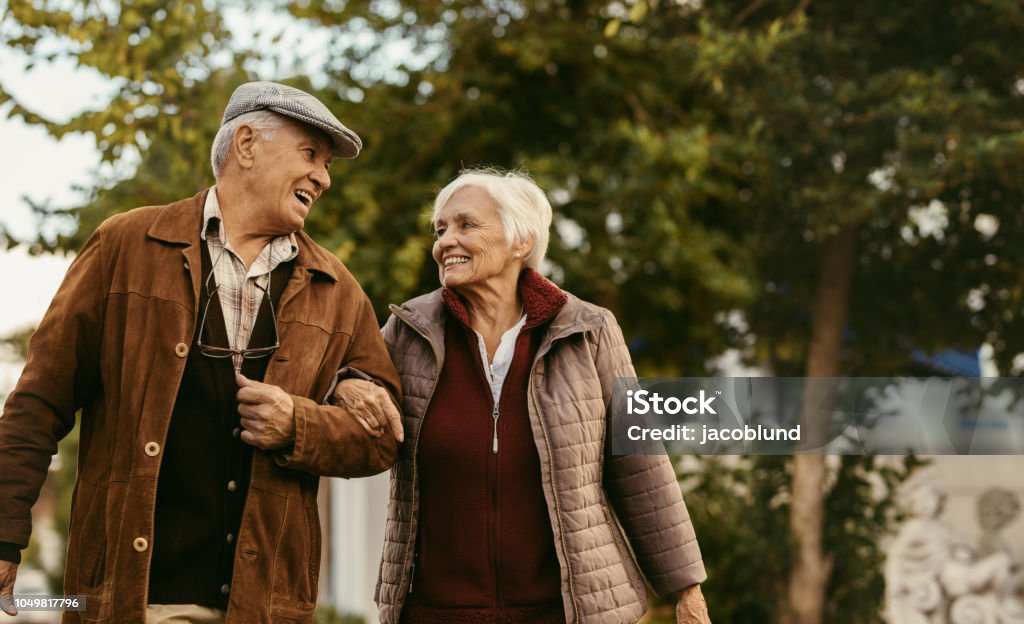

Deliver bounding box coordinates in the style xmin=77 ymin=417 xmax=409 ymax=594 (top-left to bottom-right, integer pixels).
xmin=474 ymin=312 xmax=529 ymax=404
xmin=201 ymin=186 xmax=299 ymax=255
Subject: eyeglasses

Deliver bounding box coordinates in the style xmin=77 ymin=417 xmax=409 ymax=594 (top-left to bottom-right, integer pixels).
xmin=196 ymin=250 xmax=280 ymax=360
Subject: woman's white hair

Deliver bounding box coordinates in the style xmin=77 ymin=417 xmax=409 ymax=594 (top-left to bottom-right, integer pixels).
xmin=432 ymin=168 xmax=552 ymax=269
xmin=210 ymin=110 xmax=289 ymax=179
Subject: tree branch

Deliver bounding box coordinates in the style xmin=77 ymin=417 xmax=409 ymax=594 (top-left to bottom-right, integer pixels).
xmin=733 ymin=0 xmax=771 ymax=28
xmin=789 ymin=0 xmax=812 ymax=21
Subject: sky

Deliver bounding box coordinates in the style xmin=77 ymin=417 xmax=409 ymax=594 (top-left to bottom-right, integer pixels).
xmin=0 ymin=30 xmax=140 ymax=389
xmin=0 ymin=53 xmax=102 ymax=334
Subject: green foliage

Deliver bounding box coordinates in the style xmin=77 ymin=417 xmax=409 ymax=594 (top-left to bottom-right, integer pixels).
xmin=3 ymin=0 xmax=235 ymax=160
xmin=681 ymin=456 xmax=793 ymax=622
xmin=3 ymin=0 xmax=764 ymax=374
xmin=314 ymin=604 xmax=365 ymax=624
xmin=6 ymin=0 xmax=1023 ymax=374
xmin=684 ymin=1 xmax=1024 ymax=375
xmin=2 ymin=0 xmax=247 ymax=253
xmin=0 ymin=325 xmax=35 ymax=361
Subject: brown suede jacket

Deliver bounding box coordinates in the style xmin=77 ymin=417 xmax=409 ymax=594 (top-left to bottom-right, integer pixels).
xmin=0 ymin=189 xmax=400 ymax=623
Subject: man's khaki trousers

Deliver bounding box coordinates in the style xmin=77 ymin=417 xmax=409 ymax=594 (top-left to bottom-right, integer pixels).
xmin=146 ymin=603 xmax=226 ymax=624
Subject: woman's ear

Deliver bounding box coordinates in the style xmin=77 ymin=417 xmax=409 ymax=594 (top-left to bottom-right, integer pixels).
xmin=515 ymin=236 xmax=535 ymax=261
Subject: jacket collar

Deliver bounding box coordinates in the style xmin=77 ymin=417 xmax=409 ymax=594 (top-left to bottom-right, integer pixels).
xmin=545 ymin=294 xmax=605 ymax=342
xmin=440 ymin=268 xmax=568 ymax=330
xmin=146 ymin=187 xmax=339 ymax=282
xmin=392 ymin=270 xmax=605 ymax=347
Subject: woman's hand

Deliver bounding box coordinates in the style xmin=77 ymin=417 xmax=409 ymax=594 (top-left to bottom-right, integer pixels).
xmin=332 ymin=378 xmax=404 ymax=442
xmin=676 ymin=584 xmax=711 ymax=624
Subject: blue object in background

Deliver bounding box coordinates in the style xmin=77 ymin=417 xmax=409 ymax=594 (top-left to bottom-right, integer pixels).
xmin=911 ymin=349 xmax=981 ymax=378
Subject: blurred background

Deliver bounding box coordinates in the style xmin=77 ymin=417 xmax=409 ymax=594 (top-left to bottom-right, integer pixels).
xmin=1 ymin=0 xmax=1023 ymax=622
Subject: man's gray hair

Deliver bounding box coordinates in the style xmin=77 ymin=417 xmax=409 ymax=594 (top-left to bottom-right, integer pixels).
xmin=210 ymin=110 xmax=289 ymax=179
xmin=432 ymin=168 xmax=553 ymax=269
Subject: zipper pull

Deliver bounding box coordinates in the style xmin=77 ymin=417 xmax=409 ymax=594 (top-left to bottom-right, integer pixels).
xmin=409 ymin=553 xmax=417 ymax=594
xmin=492 ymin=404 xmax=500 ymax=454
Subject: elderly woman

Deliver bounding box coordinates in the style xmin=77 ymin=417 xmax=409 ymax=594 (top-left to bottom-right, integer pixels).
xmin=372 ymin=169 xmax=709 ymax=623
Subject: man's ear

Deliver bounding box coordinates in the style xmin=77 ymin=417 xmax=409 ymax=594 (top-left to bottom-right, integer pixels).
xmin=232 ymin=125 xmax=258 ymax=169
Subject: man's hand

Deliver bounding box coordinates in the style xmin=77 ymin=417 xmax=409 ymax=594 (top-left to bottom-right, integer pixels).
xmin=236 ymin=373 xmax=296 ymax=450
xmin=677 ymin=584 xmax=711 ymax=624
xmin=0 ymin=560 xmax=18 ymax=616
xmin=332 ymin=379 xmax=404 ymax=443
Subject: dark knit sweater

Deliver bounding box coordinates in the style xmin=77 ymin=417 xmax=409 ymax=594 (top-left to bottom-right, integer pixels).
xmin=146 ymin=238 xmax=292 ymax=608
xmin=402 ymin=270 xmax=568 ymax=624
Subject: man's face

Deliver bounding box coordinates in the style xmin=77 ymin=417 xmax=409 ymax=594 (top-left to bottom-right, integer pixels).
xmin=249 ymin=121 xmax=333 ymax=234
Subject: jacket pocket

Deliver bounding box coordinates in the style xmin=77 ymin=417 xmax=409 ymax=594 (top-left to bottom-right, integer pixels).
xmin=71 ymin=480 xmax=109 ymax=591
xmin=273 ymin=322 xmax=335 ymax=398
xmin=270 ymin=498 xmax=319 ymax=608
xmin=305 ymin=505 xmax=322 ymax=595
xmin=601 ymin=496 xmax=648 ymax=604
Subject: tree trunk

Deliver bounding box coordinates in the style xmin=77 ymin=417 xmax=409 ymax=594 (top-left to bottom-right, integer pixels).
xmin=784 ymin=224 xmax=858 ymax=624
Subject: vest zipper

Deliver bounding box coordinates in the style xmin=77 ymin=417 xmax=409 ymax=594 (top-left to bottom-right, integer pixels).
xmin=492 ymin=403 xmax=500 ymax=454
xmin=489 ymin=374 xmax=507 ymax=609
xmin=478 ymin=331 xmax=512 ymax=608
xmin=491 ymin=425 xmax=502 ymax=610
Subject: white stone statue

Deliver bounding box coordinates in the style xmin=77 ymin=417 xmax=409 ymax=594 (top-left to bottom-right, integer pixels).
xmin=886 ymin=481 xmax=1024 ymax=624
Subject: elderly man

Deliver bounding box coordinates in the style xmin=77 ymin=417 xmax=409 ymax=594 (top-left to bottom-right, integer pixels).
xmin=0 ymin=82 xmax=403 ymax=623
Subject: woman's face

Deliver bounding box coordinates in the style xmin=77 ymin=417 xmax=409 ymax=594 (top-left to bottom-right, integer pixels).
xmin=432 ymin=186 xmax=519 ymax=291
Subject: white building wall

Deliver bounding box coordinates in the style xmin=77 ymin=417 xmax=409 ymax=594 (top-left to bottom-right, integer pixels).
xmin=327 ymin=472 xmax=390 ymax=623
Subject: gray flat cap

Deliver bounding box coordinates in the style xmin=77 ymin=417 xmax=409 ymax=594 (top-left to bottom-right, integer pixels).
xmin=221 ymin=81 xmax=362 ymax=159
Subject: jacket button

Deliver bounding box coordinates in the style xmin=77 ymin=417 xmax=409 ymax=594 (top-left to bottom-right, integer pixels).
xmin=232 ymin=427 xmax=241 ymax=439
xmin=144 ymin=442 xmax=160 ymax=457
xmin=174 ymin=343 xmax=189 ymax=358
xmin=226 ymin=533 xmax=235 ymax=544
xmin=227 ymin=480 xmax=237 ymax=492
xmin=220 ymin=584 xmax=230 ymax=596
xmin=133 ymin=537 xmax=148 ymax=552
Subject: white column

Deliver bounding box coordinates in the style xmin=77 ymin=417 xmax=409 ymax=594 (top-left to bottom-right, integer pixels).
xmin=329 ymin=472 xmax=390 ymax=623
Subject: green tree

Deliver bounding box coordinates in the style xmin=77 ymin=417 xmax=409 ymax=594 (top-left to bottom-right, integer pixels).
xmin=0 ymin=325 xmax=34 ymax=361
xmin=681 ymin=3 xmax=1024 ymax=621
xmin=4 ymin=0 xmax=758 ymax=371
xmin=1 ymin=0 xmax=245 ymax=252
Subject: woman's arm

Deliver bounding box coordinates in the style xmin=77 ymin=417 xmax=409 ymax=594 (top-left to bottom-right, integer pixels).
xmin=591 ymin=308 xmax=710 ymax=621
